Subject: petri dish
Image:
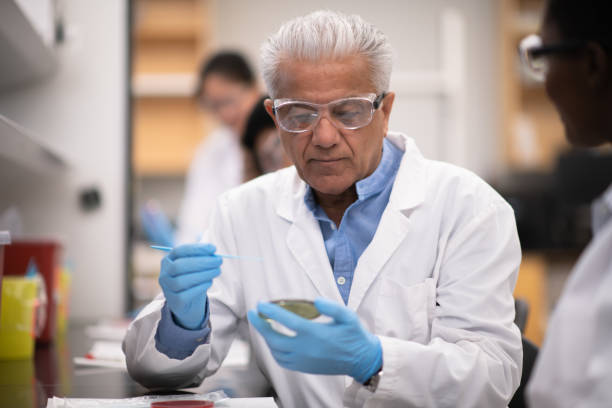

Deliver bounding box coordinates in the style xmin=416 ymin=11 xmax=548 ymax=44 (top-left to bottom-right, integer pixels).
xmin=260 ymin=299 xmax=321 ymax=320
xmin=151 ymin=400 xmax=214 ymax=408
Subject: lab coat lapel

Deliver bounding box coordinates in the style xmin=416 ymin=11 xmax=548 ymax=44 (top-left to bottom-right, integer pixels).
xmin=348 ymin=133 xmax=427 ymax=311
xmin=276 ymin=170 xmax=344 ymax=303
xmin=347 ymin=208 xmax=411 ymax=311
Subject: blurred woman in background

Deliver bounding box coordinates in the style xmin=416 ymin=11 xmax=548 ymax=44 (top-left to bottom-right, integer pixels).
xmin=176 ymin=51 xmax=261 ymax=244
xmin=242 ymin=96 xmax=291 ymax=180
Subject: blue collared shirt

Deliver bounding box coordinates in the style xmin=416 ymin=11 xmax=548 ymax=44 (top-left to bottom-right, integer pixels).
xmin=304 ymin=137 xmax=403 ymax=304
xmin=155 ymin=300 xmax=210 ymax=359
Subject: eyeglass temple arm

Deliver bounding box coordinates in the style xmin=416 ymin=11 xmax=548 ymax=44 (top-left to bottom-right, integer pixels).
xmin=373 ymin=92 xmax=387 ymax=110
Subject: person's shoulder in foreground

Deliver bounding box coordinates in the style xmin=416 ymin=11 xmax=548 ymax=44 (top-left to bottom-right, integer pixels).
xmin=525 ymin=0 xmax=612 ymax=406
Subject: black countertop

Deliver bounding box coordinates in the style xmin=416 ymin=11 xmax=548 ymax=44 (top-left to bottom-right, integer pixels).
xmin=0 ymin=323 xmax=148 ymax=407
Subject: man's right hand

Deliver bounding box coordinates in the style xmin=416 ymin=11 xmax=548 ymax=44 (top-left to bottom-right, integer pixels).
xmin=159 ymin=243 xmax=222 ymax=330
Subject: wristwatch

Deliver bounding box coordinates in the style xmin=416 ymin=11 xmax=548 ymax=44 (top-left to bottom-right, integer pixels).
xmin=363 ymin=367 xmax=383 ymax=393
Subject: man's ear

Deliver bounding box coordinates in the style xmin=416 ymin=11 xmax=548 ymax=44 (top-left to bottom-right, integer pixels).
xmin=585 ymin=42 xmax=609 ymax=91
xmin=380 ymin=92 xmax=395 ymax=136
xmin=264 ymin=99 xmax=279 ymax=127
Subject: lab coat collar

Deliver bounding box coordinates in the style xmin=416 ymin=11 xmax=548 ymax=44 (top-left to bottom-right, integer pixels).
xmin=275 ymin=131 xmax=427 ymax=223
xmin=385 ymin=131 xmax=427 ymax=212
xmin=274 ymin=132 xmax=427 ymax=306
xmin=275 ymin=166 xmax=307 ymax=223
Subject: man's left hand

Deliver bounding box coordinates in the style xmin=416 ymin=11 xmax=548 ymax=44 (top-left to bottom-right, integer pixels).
xmin=247 ymin=297 xmax=382 ymax=383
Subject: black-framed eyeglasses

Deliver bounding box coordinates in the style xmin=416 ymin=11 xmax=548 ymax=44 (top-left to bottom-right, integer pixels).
xmin=519 ymin=34 xmax=585 ymax=81
xmin=272 ymin=93 xmax=386 ymax=133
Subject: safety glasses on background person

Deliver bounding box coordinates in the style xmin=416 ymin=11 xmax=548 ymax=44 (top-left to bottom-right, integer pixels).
xmin=200 ymin=87 xmax=249 ymax=114
xmin=518 ymin=34 xmax=586 ymax=82
xmin=272 ymin=93 xmax=386 ymax=133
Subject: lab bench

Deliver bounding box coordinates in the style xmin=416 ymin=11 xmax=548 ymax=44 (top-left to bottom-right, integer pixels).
xmin=0 ymin=323 xmax=146 ymax=407
xmin=0 ymin=323 xmax=275 ymax=407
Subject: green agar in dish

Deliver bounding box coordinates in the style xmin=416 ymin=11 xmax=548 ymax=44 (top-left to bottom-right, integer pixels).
xmin=259 ymin=299 xmax=321 ymax=320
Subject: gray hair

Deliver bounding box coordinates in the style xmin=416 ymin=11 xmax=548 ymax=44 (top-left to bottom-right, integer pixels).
xmin=261 ymin=10 xmax=394 ymax=98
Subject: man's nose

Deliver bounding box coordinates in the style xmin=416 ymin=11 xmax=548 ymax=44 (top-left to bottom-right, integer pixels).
xmin=311 ymin=113 xmax=340 ymax=148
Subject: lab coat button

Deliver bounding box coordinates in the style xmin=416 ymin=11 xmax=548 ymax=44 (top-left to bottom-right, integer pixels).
xmin=337 ymin=276 xmax=346 ymax=285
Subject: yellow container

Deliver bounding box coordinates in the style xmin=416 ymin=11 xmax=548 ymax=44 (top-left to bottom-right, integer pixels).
xmin=56 ymin=267 xmax=71 ymax=337
xmin=0 ymin=277 xmax=37 ymax=359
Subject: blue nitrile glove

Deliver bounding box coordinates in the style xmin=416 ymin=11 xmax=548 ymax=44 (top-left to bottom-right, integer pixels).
xmin=159 ymin=243 xmax=222 ymax=330
xmin=247 ymin=297 xmax=382 ymax=383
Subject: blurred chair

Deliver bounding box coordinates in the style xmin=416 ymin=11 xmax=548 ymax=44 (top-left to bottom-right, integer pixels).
xmin=510 ymin=297 xmax=539 ymax=408
xmin=514 ymin=297 xmax=529 ymax=334
xmin=509 ymin=336 xmax=539 ymax=408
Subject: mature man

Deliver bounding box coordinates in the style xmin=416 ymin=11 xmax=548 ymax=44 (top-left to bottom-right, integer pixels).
xmin=124 ymin=11 xmax=522 ymax=407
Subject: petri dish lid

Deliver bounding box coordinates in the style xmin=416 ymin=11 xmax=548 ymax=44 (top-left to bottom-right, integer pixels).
xmin=151 ymin=401 xmax=214 ymax=408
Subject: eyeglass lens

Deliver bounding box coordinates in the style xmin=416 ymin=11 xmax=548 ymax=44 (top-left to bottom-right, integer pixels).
xmin=529 ymin=55 xmax=549 ymax=76
xmin=520 ymin=34 xmax=548 ymax=81
xmin=276 ymin=98 xmax=374 ymax=132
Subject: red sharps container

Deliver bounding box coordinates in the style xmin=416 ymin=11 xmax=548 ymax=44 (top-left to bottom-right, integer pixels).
xmin=4 ymin=238 xmax=61 ymax=343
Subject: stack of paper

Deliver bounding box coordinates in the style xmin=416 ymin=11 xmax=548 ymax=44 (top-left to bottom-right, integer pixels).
xmin=73 ymin=340 xmax=126 ymax=369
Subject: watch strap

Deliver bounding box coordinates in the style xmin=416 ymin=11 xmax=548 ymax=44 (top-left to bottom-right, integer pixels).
xmin=363 ymin=367 xmax=383 ymax=392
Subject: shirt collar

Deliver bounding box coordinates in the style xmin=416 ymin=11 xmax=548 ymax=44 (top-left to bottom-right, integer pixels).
xmin=303 ymin=185 xmax=318 ymax=214
xmin=356 ymin=138 xmax=401 ymax=199
xmin=304 ymin=138 xmax=401 ymax=211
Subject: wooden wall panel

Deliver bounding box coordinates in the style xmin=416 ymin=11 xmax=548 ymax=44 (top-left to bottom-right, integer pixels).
xmin=133 ymin=97 xmax=216 ymax=175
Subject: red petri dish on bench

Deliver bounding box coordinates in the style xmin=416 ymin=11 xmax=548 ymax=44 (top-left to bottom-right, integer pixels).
xmin=151 ymin=400 xmax=214 ymax=408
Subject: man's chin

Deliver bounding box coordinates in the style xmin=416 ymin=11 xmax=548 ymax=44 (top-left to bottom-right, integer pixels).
xmin=307 ymin=177 xmax=354 ymax=197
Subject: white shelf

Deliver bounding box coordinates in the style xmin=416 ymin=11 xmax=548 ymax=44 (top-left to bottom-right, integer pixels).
xmin=132 ymin=73 xmax=197 ymax=97
xmin=0 ymin=0 xmax=56 ymax=91
xmin=0 ymin=114 xmax=68 ymax=175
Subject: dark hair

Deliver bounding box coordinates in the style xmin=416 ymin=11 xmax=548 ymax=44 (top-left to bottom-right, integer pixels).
xmin=544 ymin=0 xmax=612 ymax=49
xmin=242 ymin=96 xmax=276 ymax=173
xmin=195 ymin=51 xmax=255 ymax=99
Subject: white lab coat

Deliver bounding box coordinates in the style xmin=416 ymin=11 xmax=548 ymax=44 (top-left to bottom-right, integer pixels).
xmin=527 ymin=183 xmax=612 ymax=408
xmin=124 ymin=132 xmax=523 ymax=407
xmin=176 ymin=126 xmax=243 ymax=244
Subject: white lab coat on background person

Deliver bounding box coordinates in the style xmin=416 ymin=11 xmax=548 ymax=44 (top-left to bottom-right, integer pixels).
xmin=124 ymin=132 xmax=523 ymax=407
xmin=175 ymin=126 xmax=243 ymax=245
xmin=527 ymin=183 xmax=612 ymax=408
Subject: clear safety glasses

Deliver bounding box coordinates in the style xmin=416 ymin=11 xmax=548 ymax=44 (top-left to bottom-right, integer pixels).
xmin=272 ymin=93 xmax=386 ymax=133
xmin=519 ymin=34 xmax=585 ymax=81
